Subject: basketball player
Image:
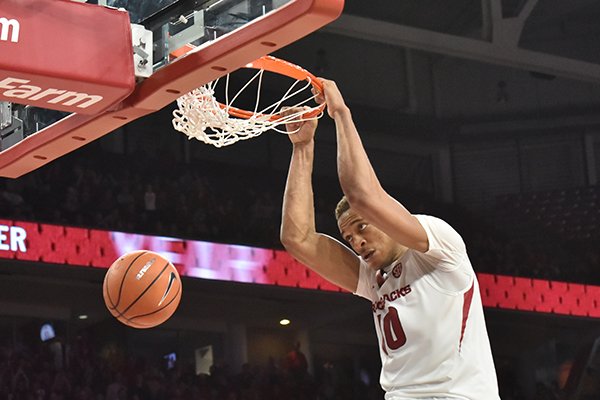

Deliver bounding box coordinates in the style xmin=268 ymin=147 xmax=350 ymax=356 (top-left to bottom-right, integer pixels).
xmin=280 ymin=80 xmax=500 ymax=399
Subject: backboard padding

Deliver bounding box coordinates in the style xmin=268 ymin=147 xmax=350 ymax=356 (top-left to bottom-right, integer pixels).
xmin=0 ymin=0 xmax=344 ymax=178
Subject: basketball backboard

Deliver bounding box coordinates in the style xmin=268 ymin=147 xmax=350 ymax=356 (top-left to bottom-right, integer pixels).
xmin=0 ymin=0 xmax=344 ymax=178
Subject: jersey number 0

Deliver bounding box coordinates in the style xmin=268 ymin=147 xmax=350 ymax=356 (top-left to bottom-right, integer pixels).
xmin=377 ymin=306 xmax=406 ymax=354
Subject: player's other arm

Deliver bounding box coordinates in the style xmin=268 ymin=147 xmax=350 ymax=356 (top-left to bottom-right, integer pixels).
xmin=320 ymin=80 xmax=429 ymax=253
xmin=280 ymin=109 xmax=360 ymax=292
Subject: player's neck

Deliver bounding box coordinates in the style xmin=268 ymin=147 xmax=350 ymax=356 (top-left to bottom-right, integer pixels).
xmin=382 ymin=246 xmax=408 ymax=273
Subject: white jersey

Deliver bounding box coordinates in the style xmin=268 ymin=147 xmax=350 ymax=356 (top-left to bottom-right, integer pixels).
xmin=354 ymin=215 xmax=500 ymax=399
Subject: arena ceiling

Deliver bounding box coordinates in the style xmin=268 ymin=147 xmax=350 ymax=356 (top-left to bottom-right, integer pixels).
xmin=330 ymin=0 xmax=600 ymax=81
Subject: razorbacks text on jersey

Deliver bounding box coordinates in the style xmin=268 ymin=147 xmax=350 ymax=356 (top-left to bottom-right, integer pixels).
xmin=355 ymin=215 xmax=500 ymax=399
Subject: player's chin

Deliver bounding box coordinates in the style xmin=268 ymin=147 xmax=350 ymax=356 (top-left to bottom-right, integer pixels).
xmin=365 ymin=257 xmax=382 ymax=271
xmin=371 ymin=258 xmax=392 ymax=272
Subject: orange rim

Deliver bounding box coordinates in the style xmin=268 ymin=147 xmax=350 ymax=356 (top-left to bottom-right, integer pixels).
xmin=219 ymin=55 xmax=325 ymax=121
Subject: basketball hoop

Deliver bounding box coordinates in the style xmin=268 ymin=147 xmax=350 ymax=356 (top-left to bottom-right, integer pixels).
xmin=172 ymin=55 xmax=325 ymax=147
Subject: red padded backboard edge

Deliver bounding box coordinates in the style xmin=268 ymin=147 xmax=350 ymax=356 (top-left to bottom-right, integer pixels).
xmin=0 ymin=0 xmax=344 ymax=178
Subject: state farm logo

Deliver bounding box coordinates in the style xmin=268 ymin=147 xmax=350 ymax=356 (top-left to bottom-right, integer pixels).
xmin=0 ymin=77 xmax=104 ymax=110
xmin=0 ymin=17 xmax=20 ymax=43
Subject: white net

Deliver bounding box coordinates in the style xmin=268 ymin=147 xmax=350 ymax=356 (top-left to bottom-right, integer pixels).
xmin=172 ymin=64 xmax=324 ymax=148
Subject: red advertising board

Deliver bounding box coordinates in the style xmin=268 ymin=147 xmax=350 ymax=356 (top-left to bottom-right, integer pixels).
xmin=0 ymin=219 xmax=342 ymax=292
xmin=0 ymin=219 xmax=598 ymax=318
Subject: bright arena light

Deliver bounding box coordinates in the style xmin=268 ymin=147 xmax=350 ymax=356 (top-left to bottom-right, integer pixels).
xmin=279 ymin=318 xmax=291 ymax=326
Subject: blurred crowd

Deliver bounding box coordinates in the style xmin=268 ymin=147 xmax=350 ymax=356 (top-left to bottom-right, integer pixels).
xmin=0 ymin=152 xmax=282 ymax=250
xmin=0 ymin=330 xmax=582 ymax=400
xmin=0 ymin=335 xmax=382 ymax=400
xmin=467 ymin=231 xmax=600 ymax=284
xmin=0 ymin=147 xmax=598 ymax=285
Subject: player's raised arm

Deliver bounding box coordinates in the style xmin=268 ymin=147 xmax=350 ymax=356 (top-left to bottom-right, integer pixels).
xmin=319 ymin=80 xmax=429 ymax=253
xmin=280 ymin=107 xmax=360 ymax=292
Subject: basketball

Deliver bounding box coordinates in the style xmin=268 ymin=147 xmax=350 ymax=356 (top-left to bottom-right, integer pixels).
xmin=103 ymin=250 xmax=182 ymax=329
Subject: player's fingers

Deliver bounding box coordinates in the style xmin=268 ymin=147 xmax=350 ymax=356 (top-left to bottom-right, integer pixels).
xmin=282 ymin=106 xmax=305 ymax=116
xmin=315 ymin=79 xmax=332 ymax=103
xmin=312 ymin=88 xmax=325 ymax=104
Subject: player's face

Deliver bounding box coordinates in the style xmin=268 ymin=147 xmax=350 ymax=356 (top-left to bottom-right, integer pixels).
xmin=337 ymin=209 xmax=399 ymax=270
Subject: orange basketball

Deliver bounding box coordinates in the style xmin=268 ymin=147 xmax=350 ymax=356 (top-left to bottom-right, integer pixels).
xmin=103 ymin=250 xmax=182 ymax=329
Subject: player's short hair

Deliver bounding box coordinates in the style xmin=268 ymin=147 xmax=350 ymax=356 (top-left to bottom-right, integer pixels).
xmin=335 ymin=196 xmax=350 ymax=220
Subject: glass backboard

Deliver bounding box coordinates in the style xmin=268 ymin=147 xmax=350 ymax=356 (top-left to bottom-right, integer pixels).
xmin=0 ymin=0 xmax=343 ymax=177
xmin=2 ymin=0 xmax=294 ymax=145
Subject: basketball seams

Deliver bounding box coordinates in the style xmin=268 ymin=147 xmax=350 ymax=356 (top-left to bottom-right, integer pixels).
xmin=120 ymin=319 xmax=156 ymax=329
xmin=127 ymin=283 xmax=181 ymax=322
xmin=103 ymin=278 xmax=117 ymax=309
xmin=103 ymin=251 xmax=182 ymax=329
xmin=114 ymin=261 xmax=171 ymax=319
xmin=115 ymin=318 xmax=148 ymax=329
xmin=115 ymin=251 xmax=148 ymax=309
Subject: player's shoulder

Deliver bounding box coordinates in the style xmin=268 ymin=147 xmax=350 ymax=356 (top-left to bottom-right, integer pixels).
xmin=413 ymin=214 xmax=467 ymax=256
xmin=414 ymin=214 xmax=461 ymax=238
xmin=414 ymin=213 xmax=450 ymax=226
